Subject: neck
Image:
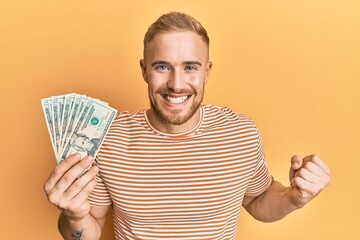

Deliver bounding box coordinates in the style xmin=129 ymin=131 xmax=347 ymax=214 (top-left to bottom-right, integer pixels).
xmin=146 ymin=107 xmax=202 ymax=134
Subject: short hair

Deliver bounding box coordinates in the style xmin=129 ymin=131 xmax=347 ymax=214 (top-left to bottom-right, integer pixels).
xmin=143 ymin=12 xmax=209 ymax=55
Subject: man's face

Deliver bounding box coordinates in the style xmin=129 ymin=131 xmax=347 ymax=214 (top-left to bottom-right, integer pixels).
xmin=74 ymin=136 xmax=94 ymax=150
xmin=140 ymin=31 xmax=212 ymax=126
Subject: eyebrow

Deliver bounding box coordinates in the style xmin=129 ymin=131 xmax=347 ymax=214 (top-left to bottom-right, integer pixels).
xmin=151 ymin=61 xmax=169 ymax=67
xmin=151 ymin=60 xmax=202 ymax=67
xmin=184 ymin=61 xmax=202 ymax=66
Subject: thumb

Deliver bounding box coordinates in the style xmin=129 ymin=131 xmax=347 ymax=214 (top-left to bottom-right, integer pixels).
xmin=289 ymin=155 xmax=303 ymax=182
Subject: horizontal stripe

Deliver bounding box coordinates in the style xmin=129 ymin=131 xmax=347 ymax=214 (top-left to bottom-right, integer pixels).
xmin=89 ymin=105 xmax=272 ymax=240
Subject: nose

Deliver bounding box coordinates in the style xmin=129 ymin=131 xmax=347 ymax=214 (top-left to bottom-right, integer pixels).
xmin=167 ymin=68 xmax=186 ymax=92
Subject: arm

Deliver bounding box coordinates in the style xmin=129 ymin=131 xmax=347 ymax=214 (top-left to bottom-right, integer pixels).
xmin=44 ymin=153 xmax=111 ymax=239
xmin=242 ymin=154 xmax=331 ymax=222
xmin=57 ymin=205 xmax=111 ymax=240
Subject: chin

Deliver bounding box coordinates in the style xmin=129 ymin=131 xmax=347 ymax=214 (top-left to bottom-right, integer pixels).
xmin=161 ymin=107 xmax=198 ymax=125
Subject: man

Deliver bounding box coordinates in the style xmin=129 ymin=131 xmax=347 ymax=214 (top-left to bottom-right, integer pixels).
xmin=43 ymin=12 xmax=331 ymax=240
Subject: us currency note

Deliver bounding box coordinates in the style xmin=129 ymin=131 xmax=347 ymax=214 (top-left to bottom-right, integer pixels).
xmin=58 ymin=94 xmax=83 ymax=159
xmin=41 ymin=98 xmax=56 ymax=154
xmin=52 ymin=96 xmax=62 ymax=153
xmin=58 ymin=94 xmax=75 ymax=159
xmin=41 ymin=93 xmax=117 ymax=164
xmin=59 ymin=99 xmax=116 ymax=163
xmin=58 ymin=96 xmax=93 ymax=162
xmin=58 ymin=97 xmax=64 ymax=134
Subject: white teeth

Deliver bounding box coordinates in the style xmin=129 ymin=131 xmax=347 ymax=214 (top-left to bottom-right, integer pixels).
xmin=165 ymin=95 xmax=188 ymax=104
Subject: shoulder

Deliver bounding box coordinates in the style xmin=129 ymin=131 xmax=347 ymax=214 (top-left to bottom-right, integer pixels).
xmin=202 ymin=104 xmax=256 ymax=126
xmin=200 ymin=104 xmax=262 ymax=146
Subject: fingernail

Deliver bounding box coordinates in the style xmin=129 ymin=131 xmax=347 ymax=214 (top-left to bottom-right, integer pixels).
xmin=86 ymin=155 xmax=93 ymax=162
xmin=73 ymin=153 xmax=81 ymax=159
xmin=93 ymin=166 xmax=99 ymax=172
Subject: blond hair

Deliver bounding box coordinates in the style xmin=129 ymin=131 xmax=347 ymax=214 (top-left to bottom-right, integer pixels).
xmin=143 ymin=12 xmax=209 ymax=55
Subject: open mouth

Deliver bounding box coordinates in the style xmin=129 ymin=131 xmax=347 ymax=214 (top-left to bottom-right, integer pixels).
xmin=162 ymin=94 xmax=191 ymax=104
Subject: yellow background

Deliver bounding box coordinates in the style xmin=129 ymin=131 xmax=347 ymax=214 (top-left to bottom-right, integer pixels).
xmin=1 ymin=0 xmax=359 ymax=239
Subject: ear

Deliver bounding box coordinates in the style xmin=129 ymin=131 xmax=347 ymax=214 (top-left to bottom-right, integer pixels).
xmin=204 ymin=61 xmax=212 ymax=84
xmin=139 ymin=59 xmax=148 ymax=83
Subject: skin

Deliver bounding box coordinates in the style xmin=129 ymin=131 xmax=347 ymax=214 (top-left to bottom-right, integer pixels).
xmin=43 ymin=30 xmax=331 ymax=239
xmin=140 ymin=31 xmax=212 ymax=134
xmin=242 ymin=154 xmax=331 ymax=222
xmin=43 ymin=154 xmax=109 ymax=239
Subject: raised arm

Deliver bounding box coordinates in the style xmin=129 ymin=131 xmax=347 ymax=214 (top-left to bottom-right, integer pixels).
xmin=242 ymin=154 xmax=331 ymax=222
xmin=44 ymin=153 xmax=111 ymax=239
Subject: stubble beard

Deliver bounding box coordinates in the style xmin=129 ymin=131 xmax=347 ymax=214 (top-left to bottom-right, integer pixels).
xmin=149 ymin=86 xmax=204 ymax=126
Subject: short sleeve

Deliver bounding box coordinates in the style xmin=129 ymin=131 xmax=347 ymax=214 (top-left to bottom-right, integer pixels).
xmin=88 ymin=159 xmax=112 ymax=206
xmin=245 ymin=128 xmax=273 ymax=197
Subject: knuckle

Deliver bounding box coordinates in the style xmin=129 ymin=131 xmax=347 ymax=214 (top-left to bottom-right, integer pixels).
xmin=62 ymin=172 xmax=73 ymax=183
xmin=309 ymin=188 xmax=317 ymax=197
xmin=63 ymin=189 xmax=71 ymax=198
xmin=303 ymin=161 xmax=312 ymax=169
xmin=311 ymin=185 xmax=321 ymax=196
xmin=298 ymin=168 xmax=307 ymax=176
xmin=311 ymin=154 xmax=321 ymax=161
xmin=43 ymin=182 xmax=50 ymax=193
xmin=47 ymin=192 xmax=58 ymax=204
xmin=73 ymin=181 xmax=84 ymax=190
xmin=294 ymin=176 xmax=302 ymax=185
xmin=73 ymin=180 xmax=82 ymax=189
xmin=53 ymin=165 xmax=63 ymax=176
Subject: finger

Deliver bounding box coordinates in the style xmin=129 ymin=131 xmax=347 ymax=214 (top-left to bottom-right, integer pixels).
xmin=52 ymin=156 xmax=94 ymax=194
xmin=302 ymin=161 xmax=331 ymax=187
xmin=293 ymin=175 xmax=312 ymax=192
xmin=43 ymin=153 xmax=82 ymax=193
xmin=302 ymin=161 xmax=328 ymax=178
xmin=295 ymin=167 xmax=319 ymax=184
xmin=289 ymin=155 xmax=303 ymax=180
xmin=63 ymin=165 xmax=99 ymax=200
xmin=293 ymin=175 xmax=325 ymax=199
xmin=303 ymin=154 xmax=331 ymax=176
xmin=71 ymin=177 xmax=97 ymax=204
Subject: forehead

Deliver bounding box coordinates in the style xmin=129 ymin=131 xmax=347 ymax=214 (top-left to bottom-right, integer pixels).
xmin=144 ymin=31 xmax=208 ymax=62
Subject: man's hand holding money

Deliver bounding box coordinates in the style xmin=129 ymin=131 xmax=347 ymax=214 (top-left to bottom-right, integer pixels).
xmin=41 ymin=93 xmax=117 ymax=239
xmin=43 ymin=153 xmax=98 ymax=220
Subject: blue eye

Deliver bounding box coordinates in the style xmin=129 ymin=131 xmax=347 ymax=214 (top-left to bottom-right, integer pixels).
xmin=185 ymin=66 xmax=195 ymax=71
xmin=157 ymin=65 xmax=169 ymax=70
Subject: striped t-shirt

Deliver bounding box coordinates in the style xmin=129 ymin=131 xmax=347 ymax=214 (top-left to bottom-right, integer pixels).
xmin=89 ymin=105 xmax=272 ymax=240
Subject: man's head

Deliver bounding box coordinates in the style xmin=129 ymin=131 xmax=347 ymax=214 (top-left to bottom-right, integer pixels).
xmin=140 ymin=12 xmax=212 ymax=131
xmin=72 ymin=133 xmax=94 ymax=151
xmin=143 ymin=12 xmax=209 ymax=60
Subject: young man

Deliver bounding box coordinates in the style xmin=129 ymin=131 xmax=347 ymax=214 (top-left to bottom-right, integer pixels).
xmin=43 ymin=12 xmax=331 ymax=240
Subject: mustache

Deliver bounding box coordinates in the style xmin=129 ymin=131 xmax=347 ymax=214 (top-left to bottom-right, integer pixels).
xmin=156 ymin=87 xmax=196 ymax=95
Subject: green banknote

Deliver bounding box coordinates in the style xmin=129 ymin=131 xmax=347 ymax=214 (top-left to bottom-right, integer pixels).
xmin=41 ymin=93 xmax=117 ymax=164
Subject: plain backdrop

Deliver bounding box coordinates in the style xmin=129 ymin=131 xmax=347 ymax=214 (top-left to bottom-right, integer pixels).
xmin=0 ymin=0 xmax=359 ymax=239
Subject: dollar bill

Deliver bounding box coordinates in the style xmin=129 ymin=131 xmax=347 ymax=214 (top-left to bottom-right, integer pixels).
xmin=52 ymin=96 xmax=62 ymax=153
xmin=41 ymin=98 xmax=56 ymax=154
xmin=41 ymin=93 xmax=117 ymax=164
xmin=58 ymin=94 xmax=84 ymax=160
xmin=59 ymin=100 xmax=116 ymax=163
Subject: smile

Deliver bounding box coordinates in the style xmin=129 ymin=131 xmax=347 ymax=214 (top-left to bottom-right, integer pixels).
xmin=162 ymin=95 xmax=191 ymax=104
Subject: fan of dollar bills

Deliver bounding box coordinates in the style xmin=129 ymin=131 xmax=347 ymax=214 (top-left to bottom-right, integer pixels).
xmin=41 ymin=93 xmax=117 ymax=164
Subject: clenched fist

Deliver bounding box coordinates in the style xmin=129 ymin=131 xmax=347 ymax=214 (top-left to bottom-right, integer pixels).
xmin=288 ymin=154 xmax=331 ymax=208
